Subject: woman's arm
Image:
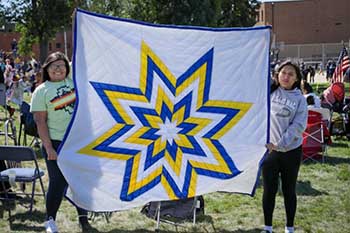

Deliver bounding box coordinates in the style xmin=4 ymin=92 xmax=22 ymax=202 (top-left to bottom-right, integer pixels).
xmin=33 ymin=111 xmax=58 ymax=160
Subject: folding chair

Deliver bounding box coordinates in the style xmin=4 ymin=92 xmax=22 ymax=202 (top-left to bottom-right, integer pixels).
xmin=302 ymin=110 xmax=331 ymax=163
xmin=308 ymin=107 xmax=332 ymax=129
xmin=18 ymin=101 xmax=40 ymax=146
xmin=141 ymin=196 xmax=204 ymax=231
xmin=0 ymin=145 xmax=45 ymax=213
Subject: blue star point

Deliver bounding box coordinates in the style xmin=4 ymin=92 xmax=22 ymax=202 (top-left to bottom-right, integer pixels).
xmin=81 ymin=42 xmax=251 ymax=200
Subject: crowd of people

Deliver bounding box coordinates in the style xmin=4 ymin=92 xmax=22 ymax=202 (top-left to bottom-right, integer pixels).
xmin=0 ymin=48 xmax=43 ymax=117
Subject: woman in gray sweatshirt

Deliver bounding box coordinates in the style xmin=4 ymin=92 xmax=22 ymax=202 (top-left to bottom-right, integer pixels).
xmin=261 ymin=61 xmax=307 ymax=233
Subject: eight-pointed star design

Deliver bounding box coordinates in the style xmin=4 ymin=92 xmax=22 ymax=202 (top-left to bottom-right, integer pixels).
xmin=78 ymin=41 xmax=252 ymax=201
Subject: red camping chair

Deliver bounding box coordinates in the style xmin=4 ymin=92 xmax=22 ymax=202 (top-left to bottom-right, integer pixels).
xmin=302 ymin=110 xmax=331 ymax=163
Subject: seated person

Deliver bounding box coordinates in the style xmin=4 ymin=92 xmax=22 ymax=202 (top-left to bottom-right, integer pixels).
xmin=306 ymin=95 xmax=316 ymax=108
xmin=0 ymin=71 xmax=15 ymax=117
xmin=301 ymin=81 xmax=321 ymax=108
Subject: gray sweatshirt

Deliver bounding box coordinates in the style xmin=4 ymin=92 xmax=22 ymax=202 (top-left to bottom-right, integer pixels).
xmin=270 ymin=87 xmax=308 ymax=152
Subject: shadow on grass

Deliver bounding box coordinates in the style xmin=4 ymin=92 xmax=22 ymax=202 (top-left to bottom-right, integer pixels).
xmin=329 ymin=141 xmax=349 ymax=148
xmin=296 ymin=180 xmax=327 ymax=196
xmin=214 ymin=229 xmax=262 ymax=233
xmin=8 ymin=222 xmax=43 ymax=232
xmin=0 ymin=207 xmax=46 ymax=232
xmin=103 ymin=230 xmax=165 ymax=233
xmin=8 ymin=209 xmax=46 ymax=222
xmin=100 ymin=215 xmax=215 ymax=233
xmin=324 ymin=155 xmax=350 ymax=165
xmin=301 ymin=155 xmax=350 ymax=166
xmin=101 ymin=227 xmax=263 ymax=233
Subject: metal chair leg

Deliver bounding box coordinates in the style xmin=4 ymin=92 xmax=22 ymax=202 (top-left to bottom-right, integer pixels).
xmin=155 ymin=201 xmax=161 ymax=232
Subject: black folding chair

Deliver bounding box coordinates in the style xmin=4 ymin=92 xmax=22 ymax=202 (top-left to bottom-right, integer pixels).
xmin=18 ymin=101 xmax=40 ymax=146
xmin=0 ymin=145 xmax=45 ymax=213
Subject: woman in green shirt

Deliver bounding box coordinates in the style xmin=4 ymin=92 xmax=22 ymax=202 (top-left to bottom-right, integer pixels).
xmin=31 ymin=52 xmax=91 ymax=233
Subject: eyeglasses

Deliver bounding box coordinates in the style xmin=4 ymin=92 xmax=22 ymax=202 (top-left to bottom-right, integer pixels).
xmin=49 ymin=63 xmax=66 ymax=70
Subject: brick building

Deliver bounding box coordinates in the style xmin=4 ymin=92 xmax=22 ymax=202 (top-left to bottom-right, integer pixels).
xmin=256 ymin=0 xmax=350 ymax=63
xmin=0 ymin=23 xmax=73 ymax=62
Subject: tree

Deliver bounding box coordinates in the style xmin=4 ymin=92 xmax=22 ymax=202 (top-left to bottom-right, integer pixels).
xmin=129 ymin=0 xmax=219 ymax=27
xmin=0 ymin=3 xmax=5 ymax=29
xmin=218 ymin=0 xmax=259 ymax=27
xmin=129 ymin=0 xmax=259 ymax=27
xmin=3 ymin=0 xmax=259 ymax=62
xmin=4 ymin=0 xmax=73 ymax=63
xmin=75 ymin=0 xmax=131 ymax=18
xmin=76 ymin=0 xmax=259 ymax=28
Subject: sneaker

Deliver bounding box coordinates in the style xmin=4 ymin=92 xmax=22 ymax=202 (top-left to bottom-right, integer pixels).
xmin=80 ymin=221 xmax=94 ymax=233
xmin=79 ymin=216 xmax=94 ymax=233
xmin=45 ymin=217 xmax=58 ymax=233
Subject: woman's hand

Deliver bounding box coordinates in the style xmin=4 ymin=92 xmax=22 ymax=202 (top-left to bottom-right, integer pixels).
xmin=46 ymin=146 xmax=58 ymax=160
xmin=33 ymin=111 xmax=57 ymax=160
xmin=265 ymin=143 xmax=277 ymax=154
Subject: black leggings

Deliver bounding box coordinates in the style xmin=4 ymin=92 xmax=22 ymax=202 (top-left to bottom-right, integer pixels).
xmin=42 ymin=140 xmax=87 ymax=221
xmin=262 ymin=146 xmax=302 ymax=227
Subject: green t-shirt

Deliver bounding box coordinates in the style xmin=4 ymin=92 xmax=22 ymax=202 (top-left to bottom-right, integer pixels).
xmin=30 ymin=78 xmax=76 ymax=141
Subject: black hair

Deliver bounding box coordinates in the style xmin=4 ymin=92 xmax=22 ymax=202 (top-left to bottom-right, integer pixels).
xmin=306 ymin=95 xmax=315 ymax=106
xmin=301 ymin=81 xmax=313 ymax=94
xmin=42 ymin=52 xmax=70 ymax=82
xmin=271 ymin=60 xmax=303 ymax=93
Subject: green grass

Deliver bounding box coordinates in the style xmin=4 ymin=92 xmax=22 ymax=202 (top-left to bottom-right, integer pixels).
xmin=1 ymin=94 xmax=349 ymax=233
xmin=312 ymin=82 xmax=350 ymax=96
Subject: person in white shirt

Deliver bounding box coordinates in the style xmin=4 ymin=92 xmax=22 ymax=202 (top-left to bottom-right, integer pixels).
xmin=301 ymin=81 xmax=321 ymax=108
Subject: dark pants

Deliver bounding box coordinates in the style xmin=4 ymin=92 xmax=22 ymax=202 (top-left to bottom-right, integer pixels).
xmin=42 ymin=140 xmax=87 ymax=221
xmin=262 ymin=146 xmax=302 ymax=227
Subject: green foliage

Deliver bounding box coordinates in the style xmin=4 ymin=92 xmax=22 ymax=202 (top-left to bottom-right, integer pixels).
xmin=0 ymin=3 xmax=5 ymax=28
xmin=2 ymin=0 xmax=260 ymax=62
xmin=128 ymin=0 xmax=259 ymax=27
xmin=4 ymin=0 xmax=73 ymax=62
xmin=76 ymin=0 xmax=131 ymax=18
xmin=15 ymin=24 xmax=37 ymax=57
xmin=128 ymin=0 xmax=218 ymax=27
xmin=76 ymin=0 xmax=259 ymax=27
xmin=218 ymin=0 xmax=260 ymax=27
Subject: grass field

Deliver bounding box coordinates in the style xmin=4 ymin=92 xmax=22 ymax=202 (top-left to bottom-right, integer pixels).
xmin=0 ymin=84 xmax=349 ymax=233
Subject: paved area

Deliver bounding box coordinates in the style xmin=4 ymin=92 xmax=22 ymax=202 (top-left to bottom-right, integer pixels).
xmin=312 ymin=72 xmax=328 ymax=83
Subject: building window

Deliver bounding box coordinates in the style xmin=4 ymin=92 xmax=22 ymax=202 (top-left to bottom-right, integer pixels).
xmin=261 ymin=10 xmax=264 ymax=22
xmin=49 ymin=43 xmax=52 ymax=51
xmin=56 ymin=43 xmax=61 ymax=49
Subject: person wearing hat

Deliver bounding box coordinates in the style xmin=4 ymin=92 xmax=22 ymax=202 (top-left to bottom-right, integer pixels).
xmin=30 ymin=52 xmax=91 ymax=233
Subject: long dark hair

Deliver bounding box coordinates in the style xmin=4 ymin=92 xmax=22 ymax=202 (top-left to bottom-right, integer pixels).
xmin=42 ymin=52 xmax=70 ymax=82
xmin=271 ymin=60 xmax=303 ymax=93
xmin=300 ymin=81 xmax=313 ymax=94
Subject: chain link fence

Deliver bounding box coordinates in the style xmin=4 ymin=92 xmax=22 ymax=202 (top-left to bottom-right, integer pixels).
xmin=275 ymin=42 xmax=350 ymax=67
